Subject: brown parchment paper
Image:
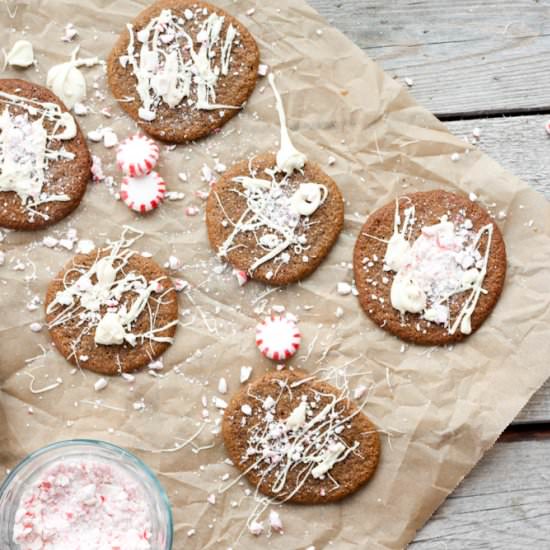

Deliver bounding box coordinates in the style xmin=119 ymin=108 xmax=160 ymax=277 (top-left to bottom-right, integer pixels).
xmin=1 ymin=1 xmax=550 ymax=548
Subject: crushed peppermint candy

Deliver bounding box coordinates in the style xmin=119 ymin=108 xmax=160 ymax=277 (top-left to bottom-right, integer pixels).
xmin=12 ymin=459 xmax=153 ymax=550
xmin=29 ymin=322 xmax=42 ymax=333
xmin=233 ymin=268 xmax=248 ymax=286
xmin=61 ymin=22 xmax=78 ymax=42
xmin=269 ymin=510 xmax=284 ymax=533
xmin=218 ymin=377 xmax=228 ymax=394
xmin=94 ymin=377 xmax=109 ymax=391
xmin=240 ymin=366 xmax=253 ymax=383
xmin=374 ymin=198 xmax=494 ymax=335
xmin=336 ymin=282 xmax=352 ymax=295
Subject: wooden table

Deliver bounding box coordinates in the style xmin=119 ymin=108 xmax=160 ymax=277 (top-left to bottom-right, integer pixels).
xmin=310 ymin=1 xmax=550 ymax=547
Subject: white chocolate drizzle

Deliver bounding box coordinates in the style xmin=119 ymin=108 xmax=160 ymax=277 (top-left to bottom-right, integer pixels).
xmin=3 ymin=40 xmax=35 ymax=68
xmin=47 ymin=46 xmax=102 ymax=108
xmin=124 ymin=8 xmax=240 ymax=122
xmin=215 ymin=77 xmax=328 ymax=275
xmin=374 ymin=198 xmax=494 ymax=335
xmin=0 ymin=90 xmax=77 ymax=213
xmin=219 ymin=364 xmax=377 ymax=542
xmin=220 ymin=374 xmax=369 ymax=520
xmin=46 ymin=227 xmax=177 ymax=361
xmin=268 ymin=73 xmax=306 ymax=175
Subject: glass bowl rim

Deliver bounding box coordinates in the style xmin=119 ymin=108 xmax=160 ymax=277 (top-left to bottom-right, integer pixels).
xmin=0 ymin=438 xmax=173 ymax=549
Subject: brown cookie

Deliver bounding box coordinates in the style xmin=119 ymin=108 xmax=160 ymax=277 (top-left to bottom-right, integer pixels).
xmin=222 ymin=370 xmax=381 ymax=504
xmin=206 ymin=153 xmax=345 ymax=285
xmin=107 ymin=0 xmax=260 ymax=143
xmin=353 ymin=190 xmax=507 ymax=345
xmin=0 ymin=79 xmax=91 ymax=230
xmin=45 ymin=247 xmax=178 ymax=375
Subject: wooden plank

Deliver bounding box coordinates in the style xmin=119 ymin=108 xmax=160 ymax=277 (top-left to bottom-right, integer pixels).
xmin=445 ymin=115 xmax=550 ymax=424
xmin=410 ymin=436 xmax=550 ymax=548
xmin=309 ymin=0 xmax=550 ymax=116
xmin=446 ymin=115 xmax=550 ymax=200
xmin=514 ymin=382 xmax=550 ymax=425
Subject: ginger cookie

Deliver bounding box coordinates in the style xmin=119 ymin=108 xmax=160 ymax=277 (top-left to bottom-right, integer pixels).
xmin=206 ymin=153 xmax=344 ymax=285
xmin=45 ymin=230 xmax=178 ymax=375
xmin=107 ymin=0 xmax=260 ymax=143
xmin=206 ymin=75 xmax=344 ymax=285
xmin=223 ymin=370 xmax=380 ymax=504
xmin=353 ymin=190 xmax=507 ymax=345
xmin=0 ymin=79 xmax=91 ymax=230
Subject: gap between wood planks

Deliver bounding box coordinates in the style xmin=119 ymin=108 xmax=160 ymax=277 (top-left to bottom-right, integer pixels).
xmin=501 ymin=422 xmax=550 ymax=443
xmin=439 ymin=107 xmax=550 ymax=122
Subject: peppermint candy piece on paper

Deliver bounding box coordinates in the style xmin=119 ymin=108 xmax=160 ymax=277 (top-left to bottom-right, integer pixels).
xmin=116 ymin=134 xmax=159 ymax=177
xmin=255 ymin=315 xmax=301 ymax=361
xmin=120 ymin=171 xmax=166 ymax=214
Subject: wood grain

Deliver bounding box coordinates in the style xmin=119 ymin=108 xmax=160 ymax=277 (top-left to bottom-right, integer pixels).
xmin=446 ymin=115 xmax=550 ymax=200
xmin=442 ymin=118 xmax=550 ymax=424
xmin=310 ymin=0 xmax=550 ymax=116
xmin=409 ymin=438 xmax=550 ymax=549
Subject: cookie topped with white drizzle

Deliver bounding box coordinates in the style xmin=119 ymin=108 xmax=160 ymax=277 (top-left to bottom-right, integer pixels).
xmin=353 ymin=190 xmax=507 ymax=345
xmin=107 ymin=0 xmax=260 ymax=142
xmin=222 ymin=370 xmax=380 ymax=504
xmin=205 ymin=74 xmax=344 ymax=285
xmin=45 ymin=228 xmax=178 ymax=375
xmin=0 ymin=79 xmax=91 ymax=230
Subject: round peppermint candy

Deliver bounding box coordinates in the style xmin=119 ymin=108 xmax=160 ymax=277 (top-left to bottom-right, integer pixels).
xmin=116 ymin=134 xmax=159 ymax=177
xmin=120 ymin=171 xmax=166 ymax=214
xmin=255 ymin=315 xmax=301 ymax=361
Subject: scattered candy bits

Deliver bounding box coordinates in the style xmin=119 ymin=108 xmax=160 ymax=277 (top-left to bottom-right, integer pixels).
xmin=120 ymin=171 xmax=166 ymax=214
xmin=255 ymin=314 xmax=301 ymax=361
xmin=116 ymin=134 xmax=160 ymax=177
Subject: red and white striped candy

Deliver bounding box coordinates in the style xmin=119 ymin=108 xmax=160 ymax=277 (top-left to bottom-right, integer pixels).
xmin=120 ymin=171 xmax=166 ymax=214
xmin=255 ymin=315 xmax=301 ymax=361
xmin=116 ymin=134 xmax=159 ymax=177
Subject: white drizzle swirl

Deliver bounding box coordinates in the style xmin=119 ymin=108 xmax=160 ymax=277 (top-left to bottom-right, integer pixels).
xmin=124 ymin=8 xmax=240 ymax=122
xmin=46 ymin=227 xmax=178 ymax=360
xmin=0 ymin=90 xmax=77 ymax=215
xmin=377 ymin=198 xmax=494 ymax=335
xmin=215 ymin=76 xmax=329 ymax=276
xmin=229 ymin=375 xmax=368 ymax=500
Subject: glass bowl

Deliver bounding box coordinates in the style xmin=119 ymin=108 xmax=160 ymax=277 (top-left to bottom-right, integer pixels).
xmin=0 ymin=439 xmax=173 ymax=549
